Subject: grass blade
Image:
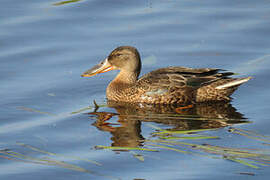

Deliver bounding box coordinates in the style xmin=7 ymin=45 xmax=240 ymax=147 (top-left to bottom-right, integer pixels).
xmin=53 ymin=0 xmax=82 ymax=6
xmin=95 ymin=145 xmax=158 ymax=152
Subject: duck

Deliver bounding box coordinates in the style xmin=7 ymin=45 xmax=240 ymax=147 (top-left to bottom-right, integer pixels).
xmin=81 ymin=46 xmax=251 ymax=104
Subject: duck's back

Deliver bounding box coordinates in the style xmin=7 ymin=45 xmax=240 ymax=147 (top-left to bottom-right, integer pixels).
xmin=107 ymin=67 xmax=251 ymax=104
xmin=135 ymin=67 xmax=250 ymax=104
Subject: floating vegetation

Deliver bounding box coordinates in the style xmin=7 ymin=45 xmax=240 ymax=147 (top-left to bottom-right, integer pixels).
xmin=53 ymin=0 xmax=82 ymax=6
xmin=145 ymin=140 xmax=270 ymax=169
xmin=94 ymin=124 xmax=270 ymax=170
xmin=16 ymin=142 xmax=101 ymax=166
xmin=17 ymin=106 xmax=56 ymax=116
xmin=238 ymin=172 xmax=255 ymax=176
xmin=71 ymin=106 xmax=93 ymax=114
xmin=47 ymin=93 xmax=56 ymax=97
xmin=146 ymin=125 xmax=270 ymax=169
xmin=71 ymin=101 xmax=107 ymax=114
xmin=86 ymin=102 xmax=270 ymax=170
xmin=159 ymin=136 xmax=219 ymax=140
xmin=229 ymin=127 xmax=270 ymax=143
xmin=0 ymin=148 xmax=93 ymax=173
xmin=9 ymin=100 xmax=270 ymax=177
xmin=152 ymin=127 xmax=219 ymax=135
xmin=148 ymin=124 xmax=219 ymax=139
xmin=0 ymin=143 xmax=120 ymax=180
xmin=225 ymin=156 xmax=260 ymax=169
xmin=147 ymin=143 xmax=190 ymax=154
xmin=95 ymin=145 xmax=158 ymax=152
xmin=130 ymin=152 xmax=145 ymax=162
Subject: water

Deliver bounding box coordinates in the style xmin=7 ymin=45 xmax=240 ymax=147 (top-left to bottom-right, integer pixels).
xmin=1 ymin=0 xmax=270 ymax=179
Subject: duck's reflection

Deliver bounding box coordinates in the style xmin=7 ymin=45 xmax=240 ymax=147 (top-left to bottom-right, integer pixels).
xmin=88 ymin=101 xmax=248 ymax=147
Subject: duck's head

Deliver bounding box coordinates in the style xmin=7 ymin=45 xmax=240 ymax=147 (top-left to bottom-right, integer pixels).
xmin=81 ymin=46 xmax=141 ymax=78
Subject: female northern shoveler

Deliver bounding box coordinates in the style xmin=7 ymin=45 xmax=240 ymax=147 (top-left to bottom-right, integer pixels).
xmin=81 ymin=46 xmax=251 ymax=104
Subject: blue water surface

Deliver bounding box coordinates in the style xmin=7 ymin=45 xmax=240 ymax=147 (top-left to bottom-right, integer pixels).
xmin=1 ymin=0 xmax=270 ymax=179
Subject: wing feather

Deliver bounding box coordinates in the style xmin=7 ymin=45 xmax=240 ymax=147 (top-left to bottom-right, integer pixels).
xmin=137 ymin=66 xmax=233 ymax=90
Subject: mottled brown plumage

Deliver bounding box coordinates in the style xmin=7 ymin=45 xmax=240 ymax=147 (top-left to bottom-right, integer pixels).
xmin=82 ymin=46 xmax=251 ymax=104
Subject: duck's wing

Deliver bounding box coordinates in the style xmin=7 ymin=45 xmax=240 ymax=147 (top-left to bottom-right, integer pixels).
xmin=137 ymin=67 xmax=234 ymax=90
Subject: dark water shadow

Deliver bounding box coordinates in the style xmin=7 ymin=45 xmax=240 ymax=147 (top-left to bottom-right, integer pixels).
xmin=88 ymin=101 xmax=249 ymax=148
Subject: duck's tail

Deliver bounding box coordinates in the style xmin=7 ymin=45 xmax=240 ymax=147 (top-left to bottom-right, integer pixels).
xmin=196 ymin=77 xmax=252 ymax=102
xmin=215 ymin=77 xmax=252 ymax=90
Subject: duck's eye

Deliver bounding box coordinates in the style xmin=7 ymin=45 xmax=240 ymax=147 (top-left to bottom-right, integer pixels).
xmin=108 ymin=54 xmax=121 ymax=60
xmin=114 ymin=54 xmax=122 ymax=57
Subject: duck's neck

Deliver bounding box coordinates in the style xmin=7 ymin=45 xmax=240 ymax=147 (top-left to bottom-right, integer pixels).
xmin=113 ymin=70 xmax=139 ymax=84
xmin=106 ymin=70 xmax=139 ymax=101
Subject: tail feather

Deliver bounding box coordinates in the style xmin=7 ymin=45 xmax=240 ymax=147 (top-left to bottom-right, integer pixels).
xmin=196 ymin=76 xmax=252 ymax=102
xmin=215 ymin=77 xmax=252 ymax=90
